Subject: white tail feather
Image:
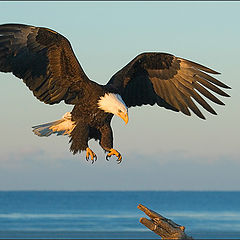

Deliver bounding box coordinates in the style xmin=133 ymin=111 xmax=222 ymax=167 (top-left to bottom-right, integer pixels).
xmin=32 ymin=112 xmax=76 ymax=137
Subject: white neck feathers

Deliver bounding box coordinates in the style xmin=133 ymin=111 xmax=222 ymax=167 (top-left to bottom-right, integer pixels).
xmin=98 ymin=93 xmax=128 ymax=115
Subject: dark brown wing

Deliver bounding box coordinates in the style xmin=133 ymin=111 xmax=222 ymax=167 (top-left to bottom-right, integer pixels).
xmin=107 ymin=52 xmax=231 ymax=119
xmin=0 ymin=23 xmax=94 ymax=105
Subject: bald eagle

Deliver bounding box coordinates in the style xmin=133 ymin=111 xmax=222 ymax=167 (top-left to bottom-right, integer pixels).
xmin=0 ymin=24 xmax=231 ymax=163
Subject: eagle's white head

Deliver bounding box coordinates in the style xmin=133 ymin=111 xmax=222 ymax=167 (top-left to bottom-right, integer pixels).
xmin=98 ymin=93 xmax=128 ymax=124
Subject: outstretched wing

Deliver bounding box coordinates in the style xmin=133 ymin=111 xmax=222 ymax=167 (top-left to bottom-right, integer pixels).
xmin=107 ymin=52 xmax=231 ymax=119
xmin=0 ymin=23 xmax=93 ymax=105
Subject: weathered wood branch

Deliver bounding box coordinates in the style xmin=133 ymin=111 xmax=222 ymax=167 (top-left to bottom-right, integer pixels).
xmin=138 ymin=204 xmax=193 ymax=239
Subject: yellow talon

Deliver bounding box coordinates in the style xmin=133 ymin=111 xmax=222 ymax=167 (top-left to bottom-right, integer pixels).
xmin=106 ymin=148 xmax=122 ymax=164
xmin=86 ymin=147 xmax=97 ymax=163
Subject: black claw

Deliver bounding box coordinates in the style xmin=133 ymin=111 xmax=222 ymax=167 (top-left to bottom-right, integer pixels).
xmin=90 ymin=155 xmax=97 ymax=164
xmin=86 ymin=154 xmax=98 ymax=164
xmin=117 ymin=155 xmax=122 ymax=164
xmin=106 ymin=153 xmax=122 ymax=163
xmin=92 ymin=155 xmax=97 ymax=163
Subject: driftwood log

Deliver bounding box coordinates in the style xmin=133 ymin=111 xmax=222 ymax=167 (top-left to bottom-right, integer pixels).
xmin=138 ymin=204 xmax=193 ymax=239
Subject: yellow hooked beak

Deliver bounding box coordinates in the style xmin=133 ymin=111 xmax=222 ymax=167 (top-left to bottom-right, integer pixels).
xmin=118 ymin=112 xmax=129 ymax=124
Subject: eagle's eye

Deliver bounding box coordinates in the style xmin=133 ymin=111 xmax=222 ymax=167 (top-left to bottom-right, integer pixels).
xmin=118 ymin=109 xmax=122 ymax=113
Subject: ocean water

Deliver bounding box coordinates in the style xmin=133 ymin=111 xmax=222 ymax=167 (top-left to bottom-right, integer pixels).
xmin=0 ymin=191 xmax=240 ymax=239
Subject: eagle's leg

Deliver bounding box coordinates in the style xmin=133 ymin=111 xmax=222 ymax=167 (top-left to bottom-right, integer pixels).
xmin=99 ymin=123 xmax=122 ymax=163
xmin=106 ymin=149 xmax=122 ymax=164
xmin=70 ymin=122 xmax=97 ymax=163
xmin=86 ymin=147 xmax=97 ymax=163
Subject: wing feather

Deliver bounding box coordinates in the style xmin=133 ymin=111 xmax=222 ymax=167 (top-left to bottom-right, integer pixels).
xmin=172 ymin=75 xmax=217 ymax=115
xmin=186 ymin=96 xmax=206 ymax=119
xmin=193 ymin=81 xmax=224 ymax=105
xmin=167 ymin=82 xmax=187 ymax=113
xmin=179 ymin=58 xmax=220 ymax=74
xmin=194 ymin=75 xmax=230 ymax=97
xmin=174 ymin=80 xmax=206 ymax=119
xmin=168 ymin=82 xmax=191 ymax=116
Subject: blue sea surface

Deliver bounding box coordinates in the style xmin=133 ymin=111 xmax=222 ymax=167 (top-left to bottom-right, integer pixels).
xmin=0 ymin=191 xmax=240 ymax=239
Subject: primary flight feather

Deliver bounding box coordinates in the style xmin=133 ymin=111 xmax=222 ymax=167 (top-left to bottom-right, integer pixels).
xmin=0 ymin=24 xmax=231 ymax=163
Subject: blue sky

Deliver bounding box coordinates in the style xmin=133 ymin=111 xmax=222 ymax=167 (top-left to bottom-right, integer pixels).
xmin=0 ymin=1 xmax=239 ymax=190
